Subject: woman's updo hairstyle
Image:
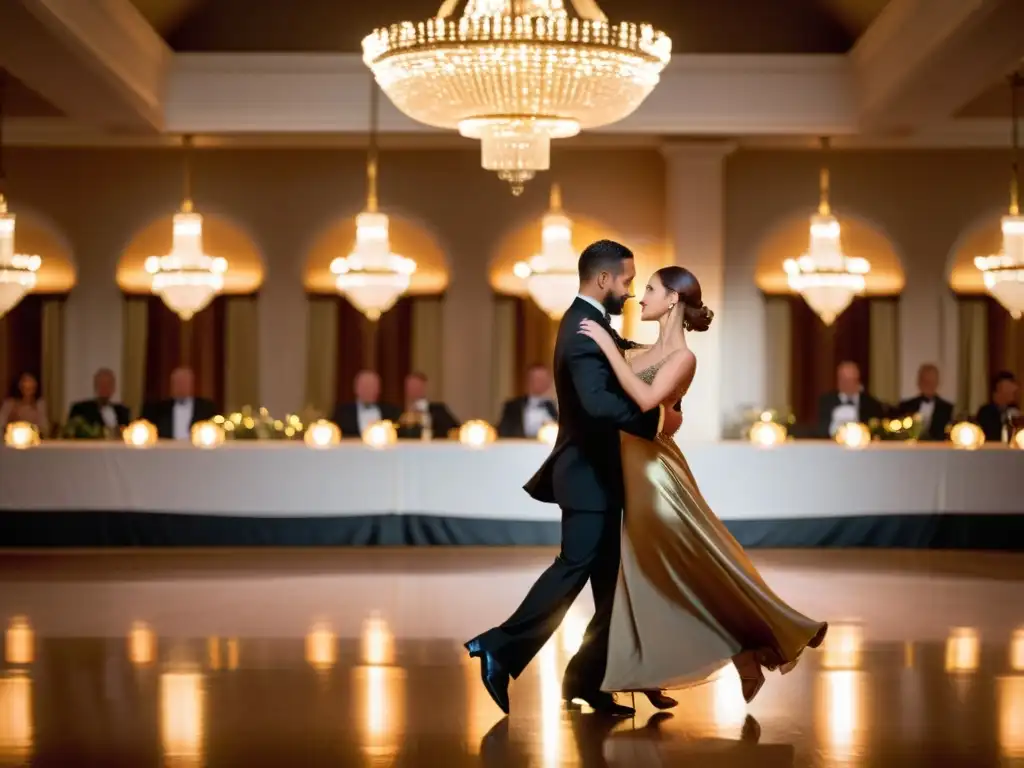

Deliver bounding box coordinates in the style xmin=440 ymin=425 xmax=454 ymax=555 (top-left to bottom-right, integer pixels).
xmin=653 ymin=266 xmax=714 ymax=332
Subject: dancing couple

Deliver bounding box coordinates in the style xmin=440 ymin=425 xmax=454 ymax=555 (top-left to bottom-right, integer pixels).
xmin=466 ymin=239 xmax=827 ymax=716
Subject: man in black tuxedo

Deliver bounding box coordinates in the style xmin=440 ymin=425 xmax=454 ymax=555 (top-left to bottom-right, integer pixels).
xmin=896 ymin=363 xmax=953 ymax=441
xmin=497 ymin=364 xmax=558 ymax=438
xmin=465 ymin=240 xmax=681 ymax=717
xmin=397 ymin=372 xmax=460 ymax=439
xmin=67 ymin=368 xmax=131 ymax=432
xmin=332 ymin=370 xmax=401 ymax=438
xmin=141 ymin=367 xmax=218 ymax=440
xmin=976 ymin=370 xmax=1021 ymax=442
xmin=816 ymin=361 xmax=886 ymax=438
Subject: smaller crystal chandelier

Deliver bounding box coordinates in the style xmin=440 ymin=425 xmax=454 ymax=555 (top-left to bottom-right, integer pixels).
xmin=783 ymin=137 xmax=870 ymax=325
xmin=331 ymin=79 xmax=416 ymax=321
xmin=0 ymin=72 xmax=41 ymax=320
xmin=975 ymin=73 xmax=1024 ymax=320
xmin=144 ymin=136 xmax=226 ymax=321
xmin=513 ymin=184 xmax=579 ymax=319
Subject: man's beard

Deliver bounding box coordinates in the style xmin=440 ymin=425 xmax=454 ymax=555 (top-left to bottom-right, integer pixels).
xmin=602 ymin=293 xmax=629 ymax=316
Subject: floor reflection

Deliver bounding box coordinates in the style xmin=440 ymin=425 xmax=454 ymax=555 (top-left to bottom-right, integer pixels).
xmin=0 ymin=549 xmax=1021 ymax=767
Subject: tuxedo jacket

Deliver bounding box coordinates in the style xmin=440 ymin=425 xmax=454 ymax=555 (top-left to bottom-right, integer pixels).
xmin=897 ymin=395 xmax=953 ymax=441
xmin=141 ymin=397 xmax=218 ymax=439
xmin=524 ymin=298 xmax=660 ymax=512
xmin=396 ymin=402 xmax=461 ymax=439
xmin=331 ymin=401 xmax=402 ymax=439
xmin=816 ymin=391 xmax=886 ymax=438
xmin=67 ymin=399 xmax=132 ymax=430
xmin=975 ymin=402 xmax=1019 ymax=442
xmin=497 ymin=396 xmax=558 ymax=438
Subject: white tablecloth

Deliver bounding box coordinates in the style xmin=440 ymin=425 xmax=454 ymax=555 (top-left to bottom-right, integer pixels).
xmin=0 ymin=440 xmax=1021 ymax=520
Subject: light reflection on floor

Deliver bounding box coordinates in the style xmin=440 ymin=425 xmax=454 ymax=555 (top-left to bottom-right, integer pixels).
xmin=0 ymin=549 xmax=1022 ymax=767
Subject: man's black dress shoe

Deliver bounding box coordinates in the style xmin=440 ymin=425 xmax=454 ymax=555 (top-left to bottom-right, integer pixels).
xmin=562 ymin=685 xmax=635 ymax=717
xmin=465 ymin=638 xmax=510 ymax=715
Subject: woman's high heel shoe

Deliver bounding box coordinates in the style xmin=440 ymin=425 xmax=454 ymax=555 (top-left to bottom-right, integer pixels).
xmin=734 ymin=652 xmax=766 ymax=704
xmin=641 ymin=690 xmax=679 ymax=710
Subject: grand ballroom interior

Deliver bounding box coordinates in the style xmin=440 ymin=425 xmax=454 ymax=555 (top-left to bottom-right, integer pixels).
xmin=0 ymin=0 xmax=1023 ymax=765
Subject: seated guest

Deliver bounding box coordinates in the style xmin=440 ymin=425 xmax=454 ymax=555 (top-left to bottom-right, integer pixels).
xmin=497 ymin=363 xmax=558 ymax=438
xmin=816 ymin=360 xmax=885 ymax=438
xmin=975 ymin=370 xmax=1021 ymax=442
xmin=896 ymin=363 xmax=953 ymax=441
xmin=0 ymin=371 xmax=48 ymax=436
xmin=141 ymin=367 xmax=217 ymax=440
xmin=67 ymin=368 xmax=131 ymax=432
xmin=331 ymin=370 xmax=401 ymax=438
xmin=398 ymin=371 xmax=460 ymax=439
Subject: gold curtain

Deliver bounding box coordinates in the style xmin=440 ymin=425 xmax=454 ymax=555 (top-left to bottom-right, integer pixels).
xmin=410 ymin=297 xmax=444 ymax=390
xmin=957 ymin=298 xmax=989 ymax=416
xmin=40 ymin=299 xmax=64 ymax=429
xmin=868 ymin=299 xmax=900 ymax=406
xmin=121 ymin=297 xmax=149 ymax=419
xmin=763 ymin=296 xmax=792 ymax=411
xmin=519 ymin=299 xmax=557 ymax=375
xmin=304 ymin=297 xmax=339 ymax=417
xmin=224 ymin=296 xmax=260 ymax=411
xmin=1002 ymin=315 xmax=1024 ymax=381
xmin=491 ymin=296 xmax=517 ymax=421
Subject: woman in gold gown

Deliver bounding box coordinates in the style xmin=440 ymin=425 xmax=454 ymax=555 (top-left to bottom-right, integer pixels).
xmin=578 ymin=266 xmax=827 ymax=704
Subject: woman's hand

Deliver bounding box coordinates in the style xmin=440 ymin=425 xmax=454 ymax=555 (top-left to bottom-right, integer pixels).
xmin=578 ymin=319 xmax=618 ymax=358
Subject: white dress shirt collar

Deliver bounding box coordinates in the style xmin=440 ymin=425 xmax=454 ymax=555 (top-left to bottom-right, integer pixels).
xmin=576 ymin=294 xmax=607 ymax=319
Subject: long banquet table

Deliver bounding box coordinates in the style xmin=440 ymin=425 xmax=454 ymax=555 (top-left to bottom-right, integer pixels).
xmin=1 ymin=440 xmax=1022 ymax=549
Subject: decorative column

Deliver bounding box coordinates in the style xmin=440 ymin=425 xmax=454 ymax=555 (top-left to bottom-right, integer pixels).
xmin=662 ymin=142 xmax=735 ymax=442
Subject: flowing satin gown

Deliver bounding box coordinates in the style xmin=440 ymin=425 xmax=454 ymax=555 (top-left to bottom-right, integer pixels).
xmin=601 ymin=355 xmax=827 ymax=693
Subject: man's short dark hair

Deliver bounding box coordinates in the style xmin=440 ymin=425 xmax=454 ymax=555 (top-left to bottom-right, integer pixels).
xmin=578 ymin=239 xmax=633 ymax=282
xmin=992 ymin=370 xmax=1016 ymax=392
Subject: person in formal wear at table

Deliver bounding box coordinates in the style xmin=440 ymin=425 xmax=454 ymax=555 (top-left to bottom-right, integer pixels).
xmin=397 ymin=371 xmax=460 ymax=439
xmin=331 ymin=369 xmax=401 ymax=438
xmin=816 ymin=361 xmax=886 ymax=438
xmin=975 ymin=370 xmax=1021 ymax=443
xmin=577 ymin=263 xmax=827 ymax=708
xmin=141 ymin=367 xmax=217 ymax=440
xmin=67 ymin=368 xmax=131 ymax=433
xmin=0 ymin=371 xmax=48 ymax=436
xmin=465 ymin=240 xmax=684 ymax=718
xmin=896 ymin=363 xmax=953 ymax=441
xmin=497 ymin=364 xmax=558 ymax=438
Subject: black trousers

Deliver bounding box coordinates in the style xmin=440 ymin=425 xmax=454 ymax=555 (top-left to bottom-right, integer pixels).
xmin=476 ymin=506 xmax=622 ymax=685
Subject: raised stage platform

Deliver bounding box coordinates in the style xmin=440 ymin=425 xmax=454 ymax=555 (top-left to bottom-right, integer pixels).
xmin=1 ymin=440 xmax=1022 ymax=549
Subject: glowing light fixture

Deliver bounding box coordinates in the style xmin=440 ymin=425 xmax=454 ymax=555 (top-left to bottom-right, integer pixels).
xmin=513 ymin=184 xmax=580 ymax=319
xmin=123 ymin=420 xmax=158 ymax=447
xmin=5 ymin=616 xmax=33 ymax=665
xmin=950 ymin=421 xmax=985 ymax=450
xmin=363 ymin=0 xmax=671 ymax=195
xmin=784 ymin=138 xmax=870 ymax=325
xmin=331 ymin=79 xmax=415 ymax=321
xmin=749 ymin=413 xmax=787 ymax=447
xmin=362 ymin=420 xmax=398 ymax=449
xmin=458 ymin=420 xmax=497 ymax=448
xmin=835 ymin=422 xmax=870 ymax=449
xmin=4 ymin=421 xmax=39 ymax=449
xmin=945 ymin=627 xmax=980 ymax=674
xmin=305 ymin=622 xmax=337 ymax=672
xmin=537 ymin=421 xmax=559 ymax=445
xmin=190 ymin=420 xmax=225 ymax=449
xmin=304 ymin=419 xmax=341 ymax=448
xmin=144 ymin=136 xmax=227 ymax=321
xmin=975 ymin=74 xmax=1024 ymax=319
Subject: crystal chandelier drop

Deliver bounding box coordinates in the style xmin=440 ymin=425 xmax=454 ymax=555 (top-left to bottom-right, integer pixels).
xmin=513 ymin=184 xmax=579 ymax=319
xmin=975 ymin=73 xmax=1024 ymax=320
xmin=0 ymin=72 xmax=41 ymax=320
xmin=331 ymin=80 xmax=416 ymax=321
xmin=144 ymin=137 xmax=226 ymax=321
xmin=362 ymin=0 xmax=671 ymax=195
xmin=783 ymin=137 xmax=870 ymax=325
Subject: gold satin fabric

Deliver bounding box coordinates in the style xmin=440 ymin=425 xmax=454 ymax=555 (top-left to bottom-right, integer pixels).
xmin=601 ymin=433 xmax=827 ymax=693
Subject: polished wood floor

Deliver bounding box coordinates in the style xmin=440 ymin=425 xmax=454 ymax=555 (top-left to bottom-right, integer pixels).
xmin=0 ymin=548 xmax=1022 ymax=767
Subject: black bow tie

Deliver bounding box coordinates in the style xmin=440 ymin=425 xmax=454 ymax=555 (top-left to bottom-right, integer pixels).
xmin=175 ymin=399 xmax=188 ymax=406
xmin=920 ymin=396 xmax=934 ymax=404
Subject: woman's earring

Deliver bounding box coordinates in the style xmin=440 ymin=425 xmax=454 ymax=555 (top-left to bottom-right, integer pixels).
xmin=669 ymin=304 xmax=676 ymax=310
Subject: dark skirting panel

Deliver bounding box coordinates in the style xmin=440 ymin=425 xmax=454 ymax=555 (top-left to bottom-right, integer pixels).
xmin=0 ymin=512 xmax=1022 ymax=550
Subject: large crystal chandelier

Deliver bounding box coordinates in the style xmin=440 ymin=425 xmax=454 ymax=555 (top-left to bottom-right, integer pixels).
xmin=144 ymin=137 xmax=226 ymax=321
xmin=975 ymin=73 xmax=1024 ymax=319
xmin=362 ymin=0 xmax=671 ymax=195
xmin=784 ymin=137 xmax=870 ymax=325
xmin=514 ymin=184 xmax=579 ymax=319
xmin=331 ymin=80 xmax=416 ymax=321
xmin=0 ymin=72 xmax=41 ymax=320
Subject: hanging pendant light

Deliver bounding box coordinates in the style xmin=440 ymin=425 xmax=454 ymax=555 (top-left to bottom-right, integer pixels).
xmin=783 ymin=137 xmax=870 ymax=326
xmin=975 ymin=73 xmax=1024 ymax=320
xmin=0 ymin=71 xmax=42 ymax=319
xmin=513 ymin=184 xmax=580 ymax=320
xmin=144 ymin=136 xmax=227 ymax=321
xmin=331 ymin=78 xmax=416 ymax=322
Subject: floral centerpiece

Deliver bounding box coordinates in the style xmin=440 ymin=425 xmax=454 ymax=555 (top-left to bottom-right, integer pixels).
xmin=214 ymin=406 xmax=308 ymax=441
xmin=61 ymin=416 xmax=118 ymax=440
xmin=868 ymin=415 xmax=923 ymax=442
